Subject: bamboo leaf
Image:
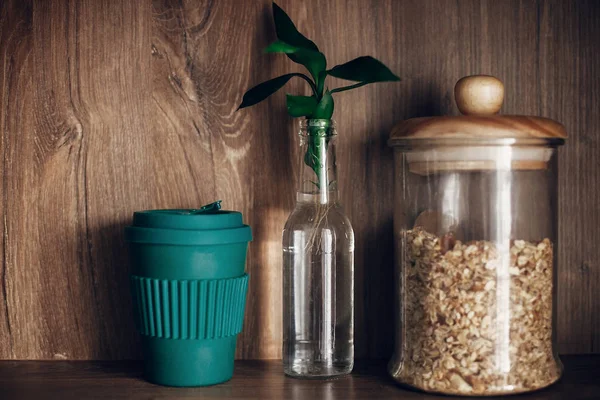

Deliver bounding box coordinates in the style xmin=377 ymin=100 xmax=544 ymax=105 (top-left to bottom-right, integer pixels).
xmin=286 ymin=94 xmax=318 ymax=117
xmin=310 ymin=91 xmax=334 ymax=119
xmin=265 ymin=40 xmax=326 ymax=87
xmin=271 ymin=3 xmax=326 ymax=92
xmin=238 ymin=73 xmax=306 ymax=109
xmin=264 ymin=40 xmax=297 ymax=54
xmin=327 ymin=56 xmax=400 ymax=83
xmin=272 ymin=2 xmax=318 ymax=52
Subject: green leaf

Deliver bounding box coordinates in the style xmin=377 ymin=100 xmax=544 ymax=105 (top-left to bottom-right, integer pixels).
xmin=264 ymin=40 xmax=297 ymax=54
xmin=271 ymin=3 xmax=326 ymax=91
xmin=264 ymin=40 xmax=326 ymax=87
xmin=288 ymin=49 xmax=326 ymax=86
xmin=238 ymin=73 xmax=302 ymax=109
xmin=272 ymin=3 xmax=318 ymax=52
xmin=286 ymin=94 xmax=318 ymax=117
xmin=327 ymin=56 xmax=400 ymax=83
xmin=310 ymin=91 xmax=334 ymax=119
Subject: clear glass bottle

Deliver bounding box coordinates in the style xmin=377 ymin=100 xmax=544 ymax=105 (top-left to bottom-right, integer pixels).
xmin=388 ymin=76 xmax=566 ymax=396
xmin=282 ymin=119 xmax=354 ymax=378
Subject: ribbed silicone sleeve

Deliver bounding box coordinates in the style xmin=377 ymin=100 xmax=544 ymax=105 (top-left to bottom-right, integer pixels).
xmin=131 ymin=274 xmax=249 ymax=339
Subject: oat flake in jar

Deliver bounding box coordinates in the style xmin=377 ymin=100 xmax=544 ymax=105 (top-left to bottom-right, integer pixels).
xmin=387 ymin=75 xmax=566 ymax=396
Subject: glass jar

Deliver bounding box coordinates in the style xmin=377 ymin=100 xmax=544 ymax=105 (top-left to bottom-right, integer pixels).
xmin=282 ymin=119 xmax=355 ymax=378
xmin=388 ymin=76 xmax=566 ymax=396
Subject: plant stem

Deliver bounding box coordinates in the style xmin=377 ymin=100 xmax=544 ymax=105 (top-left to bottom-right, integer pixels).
xmin=305 ymin=125 xmax=330 ymax=191
xmin=316 ymin=71 xmax=327 ymax=98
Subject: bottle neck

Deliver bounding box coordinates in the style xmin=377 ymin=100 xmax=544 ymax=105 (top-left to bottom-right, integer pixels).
xmin=297 ymin=119 xmax=338 ymax=204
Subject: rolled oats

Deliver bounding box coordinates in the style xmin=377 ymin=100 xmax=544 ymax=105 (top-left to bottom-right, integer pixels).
xmin=396 ymin=228 xmax=561 ymax=396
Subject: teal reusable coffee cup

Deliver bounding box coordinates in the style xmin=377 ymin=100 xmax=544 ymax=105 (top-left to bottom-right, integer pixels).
xmin=125 ymin=202 xmax=251 ymax=387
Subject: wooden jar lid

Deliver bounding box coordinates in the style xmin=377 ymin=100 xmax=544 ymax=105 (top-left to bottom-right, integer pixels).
xmin=389 ymin=75 xmax=567 ymax=145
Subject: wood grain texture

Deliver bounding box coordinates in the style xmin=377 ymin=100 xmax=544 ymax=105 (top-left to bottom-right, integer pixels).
xmin=1 ymin=356 xmax=600 ymax=399
xmin=0 ymin=0 xmax=598 ymax=360
xmin=539 ymin=0 xmax=600 ymax=354
xmin=0 ymin=0 xmax=33 ymax=360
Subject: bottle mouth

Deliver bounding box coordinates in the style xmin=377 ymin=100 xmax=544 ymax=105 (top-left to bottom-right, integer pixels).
xmin=299 ymin=119 xmax=337 ymax=137
xmin=300 ymin=119 xmax=335 ymax=128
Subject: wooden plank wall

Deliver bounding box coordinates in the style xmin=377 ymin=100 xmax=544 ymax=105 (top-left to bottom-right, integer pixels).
xmin=0 ymin=0 xmax=598 ymax=360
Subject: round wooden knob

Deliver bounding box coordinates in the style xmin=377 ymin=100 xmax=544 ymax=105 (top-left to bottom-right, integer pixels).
xmin=454 ymin=75 xmax=504 ymax=115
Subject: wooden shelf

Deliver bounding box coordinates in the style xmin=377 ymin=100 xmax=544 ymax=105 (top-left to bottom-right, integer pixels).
xmin=1 ymin=355 xmax=599 ymax=399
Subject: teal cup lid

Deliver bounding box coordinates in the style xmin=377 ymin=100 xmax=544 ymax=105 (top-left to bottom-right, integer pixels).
xmin=125 ymin=201 xmax=252 ymax=246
